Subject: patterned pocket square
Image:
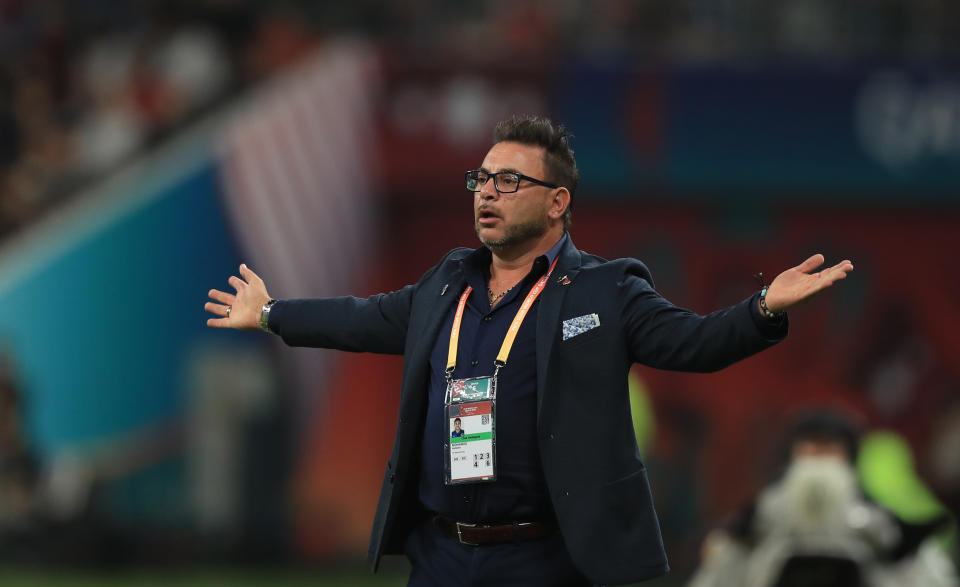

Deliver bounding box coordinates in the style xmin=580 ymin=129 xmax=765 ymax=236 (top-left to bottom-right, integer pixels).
xmin=562 ymin=313 xmax=600 ymax=341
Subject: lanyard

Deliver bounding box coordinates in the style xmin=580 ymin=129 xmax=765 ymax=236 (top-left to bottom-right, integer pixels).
xmin=446 ymin=256 xmax=560 ymax=378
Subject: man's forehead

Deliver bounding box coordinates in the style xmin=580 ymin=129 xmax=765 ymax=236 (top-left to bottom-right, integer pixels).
xmin=481 ymin=141 xmax=547 ymax=174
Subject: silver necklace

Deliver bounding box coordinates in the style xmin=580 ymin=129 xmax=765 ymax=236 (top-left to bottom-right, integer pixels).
xmin=487 ymin=282 xmax=517 ymax=306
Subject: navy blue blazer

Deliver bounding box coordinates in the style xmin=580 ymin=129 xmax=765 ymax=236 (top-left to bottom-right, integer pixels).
xmin=270 ymin=237 xmax=787 ymax=584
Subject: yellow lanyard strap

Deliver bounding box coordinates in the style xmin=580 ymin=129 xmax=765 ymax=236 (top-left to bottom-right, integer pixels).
xmin=446 ymin=285 xmax=473 ymax=372
xmin=446 ymin=256 xmax=559 ymax=373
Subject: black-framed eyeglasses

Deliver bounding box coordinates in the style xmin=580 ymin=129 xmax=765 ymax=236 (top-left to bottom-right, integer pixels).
xmin=465 ymin=169 xmax=558 ymax=194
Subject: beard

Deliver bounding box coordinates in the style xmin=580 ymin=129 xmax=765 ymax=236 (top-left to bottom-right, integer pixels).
xmin=476 ymin=214 xmax=549 ymax=253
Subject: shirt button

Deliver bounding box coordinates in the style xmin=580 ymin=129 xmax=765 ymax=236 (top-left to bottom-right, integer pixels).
xmin=471 ymin=359 xmax=479 ymax=367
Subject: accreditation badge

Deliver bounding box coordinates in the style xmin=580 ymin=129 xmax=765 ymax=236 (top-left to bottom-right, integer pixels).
xmin=444 ymin=375 xmax=496 ymax=485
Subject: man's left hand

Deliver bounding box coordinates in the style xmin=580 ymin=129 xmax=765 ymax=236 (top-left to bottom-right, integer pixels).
xmin=764 ymin=254 xmax=854 ymax=314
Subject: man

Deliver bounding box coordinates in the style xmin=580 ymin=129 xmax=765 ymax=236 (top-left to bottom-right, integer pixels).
xmin=204 ymin=115 xmax=854 ymax=585
xmin=451 ymin=418 xmax=465 ymax=438
xmin=689 ymin=411 xmax=958 ymax=587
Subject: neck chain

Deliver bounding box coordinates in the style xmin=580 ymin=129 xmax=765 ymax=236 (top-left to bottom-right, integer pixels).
xmin=487 ymin=282 xmax=518 ymax=306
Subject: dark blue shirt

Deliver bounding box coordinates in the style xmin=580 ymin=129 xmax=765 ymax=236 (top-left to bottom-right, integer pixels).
xmin=418 ymin=235 xmax=568 ymax=524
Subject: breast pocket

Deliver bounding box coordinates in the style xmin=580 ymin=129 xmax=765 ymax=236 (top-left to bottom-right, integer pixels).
xmin=562 ymin=324 xmax=605 ymax=348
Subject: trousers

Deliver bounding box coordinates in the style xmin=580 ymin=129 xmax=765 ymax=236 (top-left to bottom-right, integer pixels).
xmin=404 ymin=518 xmax=593 ymax=587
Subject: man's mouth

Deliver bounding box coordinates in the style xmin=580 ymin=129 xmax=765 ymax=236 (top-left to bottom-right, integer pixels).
xmin=477 ymin=209 xmax=501 ymax=225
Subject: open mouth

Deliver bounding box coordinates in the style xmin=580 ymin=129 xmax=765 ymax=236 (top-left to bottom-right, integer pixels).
xmin=478 ymin=209 xmax=500 ymax=224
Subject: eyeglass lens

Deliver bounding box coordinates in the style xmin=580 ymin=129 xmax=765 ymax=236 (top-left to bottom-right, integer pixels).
xmin=466 ymin=171 xmax=520 ymax=193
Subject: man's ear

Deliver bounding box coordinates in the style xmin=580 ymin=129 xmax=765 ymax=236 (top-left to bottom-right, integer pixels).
xmin=549 ymin=187 xmax=571 ymax=220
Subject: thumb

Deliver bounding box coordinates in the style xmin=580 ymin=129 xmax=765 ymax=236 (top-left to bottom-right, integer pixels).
xmin=794 ymin=253 xmax=825 ymax=274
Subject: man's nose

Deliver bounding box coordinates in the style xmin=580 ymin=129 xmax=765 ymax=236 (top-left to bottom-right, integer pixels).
xmin=479 ymin=177 xmax=498 ymax=199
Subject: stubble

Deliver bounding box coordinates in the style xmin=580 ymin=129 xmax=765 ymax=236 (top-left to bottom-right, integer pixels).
xmin=476 ymin=214 xmax=549 ymax=254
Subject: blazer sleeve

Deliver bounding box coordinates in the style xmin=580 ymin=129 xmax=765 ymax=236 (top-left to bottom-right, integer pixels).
xmin=618 ymin=262 xmax=787 ymax=373
xmin=264 ymin=248 xmax=465 ymax=355
xmin=267 ymin=286 xmax=416 ymax=355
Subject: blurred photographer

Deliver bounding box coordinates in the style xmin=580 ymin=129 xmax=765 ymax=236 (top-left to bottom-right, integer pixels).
xmin=689 ymin=410 xmax=957 ymax=587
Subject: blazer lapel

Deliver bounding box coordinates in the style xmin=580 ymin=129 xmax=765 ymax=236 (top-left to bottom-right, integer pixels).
xmin=536 ymin=239 xmax=582 ymax=420
xmin=406 ymin=263 xmax=467 ymax=388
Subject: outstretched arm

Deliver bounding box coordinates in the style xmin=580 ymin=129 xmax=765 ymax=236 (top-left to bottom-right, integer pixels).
xmin=203 ymin=263 xmax=413 ymax=353
xmin=620 ymin=253 xmax=853 ymax=373
xmin=763 ymin=254 xmax=854 ymax=314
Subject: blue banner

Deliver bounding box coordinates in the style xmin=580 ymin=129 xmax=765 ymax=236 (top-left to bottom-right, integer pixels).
xmin=557 ymin=62 xmax=960 ymax=201
xmin=0 ymin=159 xmax=245 ymax=455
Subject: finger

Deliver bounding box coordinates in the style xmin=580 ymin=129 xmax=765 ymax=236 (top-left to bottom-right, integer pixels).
xmin=794 ymin=253 xmax=825 ymax=274
xmin=206 ymin=317 xmax=229 ymax=328
xmin=228 ymin=275 xmax=247 ymax=292
xmin=208 ymin=289 xmax=236 ymax=305
xmin=823 ymin=260 xmax=854 ymax=283
xmin=239 ymin=263 xmax=263 ymax=286
xmin=204 ymin=302 xmax=231 ymax=317
xmin=831 ymin=259 xmax=854 ymax=273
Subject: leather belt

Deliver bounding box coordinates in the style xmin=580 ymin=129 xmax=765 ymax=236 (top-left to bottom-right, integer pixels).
xmin=433 ymin=515 xmax=558 ymax=546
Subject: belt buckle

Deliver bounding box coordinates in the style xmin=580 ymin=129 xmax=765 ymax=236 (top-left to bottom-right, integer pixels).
xmin=455 ymin=521 xmax=478 ymax=546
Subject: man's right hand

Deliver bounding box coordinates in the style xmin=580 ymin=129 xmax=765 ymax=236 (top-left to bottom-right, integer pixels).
xmin=205 ymin=264 xmax=272 ymax=331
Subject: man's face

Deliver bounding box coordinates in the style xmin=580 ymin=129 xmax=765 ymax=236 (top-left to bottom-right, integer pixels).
xmin=474 ymin=141 xmax=554 ymax=252
xmin=791 ymin=439 xmax=850 ymax=462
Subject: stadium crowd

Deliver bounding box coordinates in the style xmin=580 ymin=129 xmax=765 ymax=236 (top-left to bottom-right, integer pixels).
xmin=0 ymin=0 xmax=317 ymax=239
xmin=2 ymin=0 xmax=959 ymax=241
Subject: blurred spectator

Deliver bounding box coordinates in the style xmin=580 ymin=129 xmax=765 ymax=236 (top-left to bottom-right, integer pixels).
xmin=243 ymin=4 xmax=317 ymax=80
xmin=0 ymin=353 xmax=140 ymax=565
xmin=0 ymin=354 xmax=89 ymax=563
xmin=71 ymin=31 xmax=147 ymax=175
xmin=0 ymin=356 xmax=40 ymax=529
xmin=930 ymin=401 xmax=960 ymax=565
xmin=156 ymin=24 xmax=231 ymax=110
xmin=0 ymin=0 xmax=247 ymax=240
xmin=688 ymin=410 xmax=958 ymax=587
xmin=0 ymin=69 xmax=19 ymax=169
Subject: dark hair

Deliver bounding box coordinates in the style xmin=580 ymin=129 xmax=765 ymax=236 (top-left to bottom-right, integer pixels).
xmin=784 ymin=409 xmax=862 ymax=463
xmin=493 ymin=115 xmax=578 ymax=232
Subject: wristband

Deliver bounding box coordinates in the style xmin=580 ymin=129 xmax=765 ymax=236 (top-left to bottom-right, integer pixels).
xmin=260 ymin=299 xmax=277 ymax=333
xmin=759 ymin=288 xmax=783 ymax=320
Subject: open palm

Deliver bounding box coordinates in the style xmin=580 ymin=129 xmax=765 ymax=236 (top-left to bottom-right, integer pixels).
xmin=764 ymin=254 xmax=854 ymax=314
xmin=204 ymin=264 xmax=272 ymax=330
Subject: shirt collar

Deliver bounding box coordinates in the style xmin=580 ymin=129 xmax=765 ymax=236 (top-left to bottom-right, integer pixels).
xmin=544 ymin=232 xmax=569 ymax=267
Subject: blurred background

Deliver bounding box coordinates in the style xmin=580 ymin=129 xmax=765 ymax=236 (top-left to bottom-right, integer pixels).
xmin=0 ymin=0 xmax=958 ymax=585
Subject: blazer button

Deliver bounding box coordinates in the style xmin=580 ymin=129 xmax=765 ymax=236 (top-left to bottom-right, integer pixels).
xmin=548 ymin=433 xmax=555 ymax=440
xmin=389 ymin=474 xmax=396 ymax=483
xmin=471 ymin=359 xmax=479 ymax=367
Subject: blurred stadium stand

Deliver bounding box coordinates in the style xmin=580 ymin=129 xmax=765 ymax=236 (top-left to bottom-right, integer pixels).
xmin=0 ymin=1 xmax=958 ymax=585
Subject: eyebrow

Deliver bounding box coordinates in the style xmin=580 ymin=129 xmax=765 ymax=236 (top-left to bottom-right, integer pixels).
xmin=478 ymin=167 xmax=521 ymax=175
